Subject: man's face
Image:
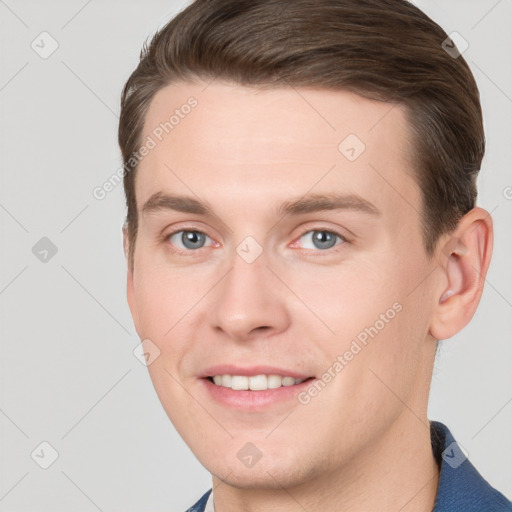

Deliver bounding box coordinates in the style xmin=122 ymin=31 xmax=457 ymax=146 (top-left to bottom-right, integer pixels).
xmin=126 ymin=81 xmax=438 ymax=488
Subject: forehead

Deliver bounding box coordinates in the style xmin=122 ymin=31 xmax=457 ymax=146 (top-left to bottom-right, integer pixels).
xmin=136 ymin=81 xmax=419 ymax=220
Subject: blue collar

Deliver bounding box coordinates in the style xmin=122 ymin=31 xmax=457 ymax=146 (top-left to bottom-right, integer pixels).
xmin=186 ymin=421 xmax=511 ymax=512
xmin=431 ymin=421 xmax=511 ymax=511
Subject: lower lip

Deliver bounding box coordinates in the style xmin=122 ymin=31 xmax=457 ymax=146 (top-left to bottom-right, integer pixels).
xmin=200 ymin=377 xmax=316 ymax=410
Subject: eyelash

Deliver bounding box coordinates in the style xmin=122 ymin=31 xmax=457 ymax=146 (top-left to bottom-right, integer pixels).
xmin=163 ymin=227 xmax=349 ymax=255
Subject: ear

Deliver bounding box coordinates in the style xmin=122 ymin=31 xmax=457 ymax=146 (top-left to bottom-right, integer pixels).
xmin=123 ymin=224 xmax=140 ymax=335
xmin=429 ymin=207 xmax=493 ymax=340
xmin=122 ymin=222 xmax=130 ymax=261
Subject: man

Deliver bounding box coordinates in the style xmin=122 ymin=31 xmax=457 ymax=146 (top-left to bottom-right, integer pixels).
xmin=118 ymin=0 xmax=512 ymax=510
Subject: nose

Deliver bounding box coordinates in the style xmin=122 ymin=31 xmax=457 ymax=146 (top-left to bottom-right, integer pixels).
xmin=208 ymin=247 xmax=290 ymax=341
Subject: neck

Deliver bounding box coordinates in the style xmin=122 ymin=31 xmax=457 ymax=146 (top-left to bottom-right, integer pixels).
xmin=211 ymin=413 xmax=440 ymax=512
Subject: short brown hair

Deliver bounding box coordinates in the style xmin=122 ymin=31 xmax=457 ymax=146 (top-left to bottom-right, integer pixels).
xmin=119 ymin=0 xmax=484 ymax=266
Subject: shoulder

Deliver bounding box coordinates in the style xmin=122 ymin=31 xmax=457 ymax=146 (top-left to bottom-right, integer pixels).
xmin=183 ymin=489 xmax=212 ymax=512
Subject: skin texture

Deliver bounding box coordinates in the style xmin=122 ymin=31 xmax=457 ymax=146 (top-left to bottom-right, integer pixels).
xmin=124 ymin=81 xmax=493 ymax=512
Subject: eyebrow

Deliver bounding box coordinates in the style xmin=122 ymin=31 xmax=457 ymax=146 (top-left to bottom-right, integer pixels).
xmin=278 ymin=192 xmax=380 ymax=217
xmin=141 ymin=191 xmax=380 ymax=218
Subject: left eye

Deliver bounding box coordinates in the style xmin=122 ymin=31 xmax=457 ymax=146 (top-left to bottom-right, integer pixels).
xmin=297 ymin=230 xmax=345 ymax=250
xmin=168 ymin=230 xmax=214 ymax=250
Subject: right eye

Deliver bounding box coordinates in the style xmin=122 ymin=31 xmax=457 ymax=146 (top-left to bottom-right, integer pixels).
xmin=166 ymin=230 xmax=215 ymax=251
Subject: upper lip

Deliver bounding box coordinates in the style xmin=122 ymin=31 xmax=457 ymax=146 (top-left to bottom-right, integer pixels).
xmin=200 ymin=365 xmax=313 ymax=379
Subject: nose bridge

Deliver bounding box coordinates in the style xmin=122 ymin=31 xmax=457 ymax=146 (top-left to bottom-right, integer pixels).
xmin=208 ymin=240 xmax=289 ymax=339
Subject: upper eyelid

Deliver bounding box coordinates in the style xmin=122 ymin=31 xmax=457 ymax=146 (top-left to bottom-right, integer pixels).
xmin=300 ymin=227 xmax=346 ymax=239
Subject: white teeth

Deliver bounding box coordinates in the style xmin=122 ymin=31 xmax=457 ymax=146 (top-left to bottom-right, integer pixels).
xmin=249 ymin=374 xmax=267 ymax=391
xmin=267 ymin=374 xmax=283 ymax=389
xmin=281 ymin=376 xmax=296 ymax=386
xmin=231 ymin=376 xmax=249 ymax=390
xmin=210 ymin=374 xmax=307 ymax=390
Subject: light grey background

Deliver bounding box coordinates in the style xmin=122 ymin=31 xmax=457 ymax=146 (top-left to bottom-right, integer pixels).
xmin=0 ymin=1 xmax=511 ymax=510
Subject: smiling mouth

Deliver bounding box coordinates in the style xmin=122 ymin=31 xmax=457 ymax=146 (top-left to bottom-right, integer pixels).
xmin=206 ymin=374 xmax=315 ymax=391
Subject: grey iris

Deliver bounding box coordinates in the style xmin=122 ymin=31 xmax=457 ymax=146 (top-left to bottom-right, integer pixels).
xmin=182 ymin=231 xmax=206 ymax=249
xmin=312 ymin=231 xmax=337 ymax=249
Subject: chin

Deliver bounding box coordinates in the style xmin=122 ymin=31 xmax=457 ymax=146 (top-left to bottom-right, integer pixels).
xmin=206 ymin=453 xmax=322 ymax=491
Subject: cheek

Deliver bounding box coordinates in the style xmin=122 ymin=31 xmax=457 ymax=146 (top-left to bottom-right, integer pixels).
xmin=297 ymin=254 xmax=429 ymax=391
xmin=289 ymin=258 xmax=405 ymax=344
xmin=132 ymin=249 xmax=203 ymax=334
xmin=133 ymin=272 xmax=170 ymax=335
xmin=131 ymin=251 xmax=220 ymax=378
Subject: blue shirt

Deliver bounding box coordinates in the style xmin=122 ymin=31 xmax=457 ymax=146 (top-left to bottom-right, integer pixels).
xmin=185 ymin=421 xmax=512 ymax=512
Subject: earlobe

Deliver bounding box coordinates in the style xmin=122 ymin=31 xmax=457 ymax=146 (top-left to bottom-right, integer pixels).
xmin=429 ymin=208 xmax=493 ymax=340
